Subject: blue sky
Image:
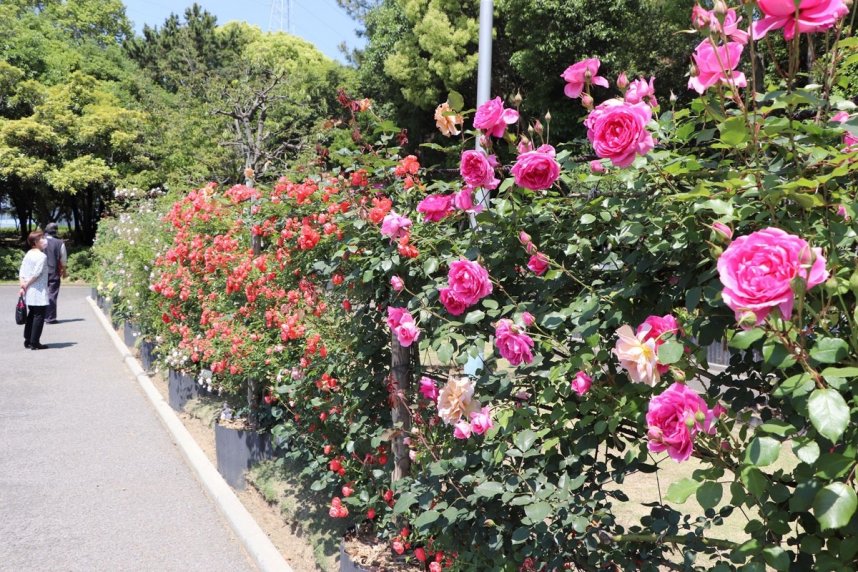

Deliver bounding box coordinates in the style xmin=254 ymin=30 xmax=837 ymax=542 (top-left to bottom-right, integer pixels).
xmin=122 ymin=0 xmax=365 ymax=64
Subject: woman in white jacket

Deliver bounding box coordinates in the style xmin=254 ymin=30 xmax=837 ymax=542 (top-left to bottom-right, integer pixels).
xmin=19 ymin=231 xmax=49 ymax=350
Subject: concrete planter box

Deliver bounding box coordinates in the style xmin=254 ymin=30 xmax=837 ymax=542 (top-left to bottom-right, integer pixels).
xmin=123 ymin=321 xmax=140 ymax=349
xmin=167 ymin=368 xmax=200 ymax=411
xmin=214 ymin=422 xmax=273 ymax=490
xmin=139 ymin=340 xmax=157 ymax=372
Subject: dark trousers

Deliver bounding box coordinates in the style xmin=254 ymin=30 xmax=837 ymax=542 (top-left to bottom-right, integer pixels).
xmin=47 ymin=276 xmax=61 ymax=322
xmin=24 ymin=305 xmax=47 ymax=346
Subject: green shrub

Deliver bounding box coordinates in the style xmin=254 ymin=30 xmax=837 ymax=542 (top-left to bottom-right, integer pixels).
xmin=67 ymin=248 xmax=97 ymax=283
xmin=0 ymin=246 xmax=23 ymax=280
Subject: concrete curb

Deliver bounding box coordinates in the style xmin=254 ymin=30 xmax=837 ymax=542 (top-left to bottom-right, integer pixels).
xmin=86 ymin=297 xmax=292 ymax=572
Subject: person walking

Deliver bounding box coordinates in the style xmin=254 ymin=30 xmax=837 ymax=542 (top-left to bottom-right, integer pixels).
xmin=43 ymin=222 xmax=67 ymax=323
xmin=19 ymin=231 xmax=50 ymax=350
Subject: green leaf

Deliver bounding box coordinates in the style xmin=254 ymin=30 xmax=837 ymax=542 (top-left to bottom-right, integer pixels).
xmin=515 ymin=430 xmax=537 ymax=453
xmin=813 ymin=482 xmax=858 ymax=530
xmin=580 ymin=213 xmax=596 ymax=225
xmin=719 ymin=116 xmax=749 ymax=146
xmin=436 ymin=342 xmax=453 ymax=364
xmin=523 ymin=501 xmax=551 ymax=524
xmin=393 ymin=492 xmax=417 ymax=513
xmin=810 ymin=337 xmax=849 ymax=364
xmin=763 ymin=546 xmax=789 ymax=571
xmin=821 ymin=367 xmax=858 ymax=381
xmin=758 ymin=420 xmax=796 ymax=437
xmin=740 ymin=467 xmax=768 ymax=498
xmin=422 ymin=257 xmax=439 ymax=275
xmin=447 ymin=90 xmax=464 ymax=112
xmin=464 ymin=310 xmax=485 ymax=324
xmin=808 ymin=389 xmax=850 ymax=443
xmin=665 ymin=478 xmax=702 ymax=504
xmin=793 ymin=439 xmax=821 ymax=465
xmin=412 ymin=509 xmax=440 ymax=528
xmin=744 ymin=436 xmax=781 ymax=467
xmin=511 ymin=526 xmax=530 ymax=544
xmin=696 ymin=481 xmax=724 ymax=509
xmin=729 ymin=328 xmax=764 ymax=350
xmin=473 ymin=481 xmax=505 ymax=499
xmin=657 ymin=340 xmax=684 ymax=365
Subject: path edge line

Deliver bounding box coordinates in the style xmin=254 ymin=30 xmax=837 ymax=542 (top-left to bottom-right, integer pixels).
xmin=86 ymin=296 xmax=292 ymax=572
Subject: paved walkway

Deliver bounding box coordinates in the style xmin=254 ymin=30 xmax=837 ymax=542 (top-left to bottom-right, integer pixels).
xmin=0 ymin=285 xmax=255 ymax=571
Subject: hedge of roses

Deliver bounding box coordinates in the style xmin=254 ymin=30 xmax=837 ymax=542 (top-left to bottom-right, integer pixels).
xmin=96 ymin=2 xmax=858 ymax=570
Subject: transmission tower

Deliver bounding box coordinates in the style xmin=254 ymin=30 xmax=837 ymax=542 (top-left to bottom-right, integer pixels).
xmin=268 ymin=0 xmax=291 ymax=33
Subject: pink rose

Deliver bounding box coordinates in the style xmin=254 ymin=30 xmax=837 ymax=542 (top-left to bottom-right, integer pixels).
xmin=445 ymin=259 xmax=493 ymax=307
xmin=688 ymin=40 xmax=747 ymax=94
xmin=717 ymin=227 xmax=829 ymax=325
xmin=416 ymin=194 xmax=454 ymax=222
xmin=585 ymin=100 xmax=655 ymax=168
xmin=390 ymin=275 xmax=405 ymax=291
xmin=637 ymin=314 xmax=682 ymax=375
xmin=837 ymin=204 xmax=851 ymax=221
xmin=647 ymin=383 xmax=712 ymax=462
xmin=495 ymin=319 xmax=535 ymax=366
xmin=395 ymin=321 xmax=420 ymax=347
xmin=517 ymin=137 xmax=534 ymax=154
xmin=380 ymin=211 xmax=412 ymax=240
xmin=452 ymin=188 xmax=484 ymax=214
xmin=527 ymin=253 xmax=549 ymax=276
xmin=519 ymin=231 xmax=536 ymax=254
xmin=692 ymin=6 xmax=749 ymax=43
xmin=521 ymin=311 xmax=535 ymax=327
xmin=459 ymin=150 xmax=499 ymax=190
xmin=560 ymin=58 xmax=610 ymax=99
xmin=439 ymin=287 xmax=469 ymax=316
xmin=589 ymin=160 xmax=606 ymax=174
xmin=510 ymin=144 xmax=561 ymax=191
xmin=473 ymin=96 xmax=519 ymax=138
xmin=754 ymin=0 xmax=849 ymax=40
xmin=832 ymin=111 xmax=858 ymax=149
xmin=453 ymin=420 xmax=472 ymax=439
xmin=617 ymin=72 xmax=629 ymax=90
xmin=469 ymin=406 xmax=493 ymax=435
xmin=624 ymin=77 xmax=657 ymax=107
xmin=387 ymin=307 xmax=410 ymax=329
xmin=712 ymin=221 xmax=733 ymax=241
xmin=419 ymin=376 xmax=439 ymax=401
xmin=570 ymin=371 xmax=592 ymax=396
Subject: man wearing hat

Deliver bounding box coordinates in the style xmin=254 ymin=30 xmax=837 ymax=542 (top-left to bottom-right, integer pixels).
xmin=43 ymin=222 xmax=67 ymax=324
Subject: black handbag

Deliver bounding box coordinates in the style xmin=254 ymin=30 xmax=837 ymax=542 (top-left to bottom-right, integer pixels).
xmin=15 ymin=294 xmax=27 ymax=325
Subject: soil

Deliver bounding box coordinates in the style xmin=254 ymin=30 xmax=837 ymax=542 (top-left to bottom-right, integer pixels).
xmin=148 ymin=369 xmax=329 ymax=572
xmin=342 ymin=532 xmax=423 ymax=572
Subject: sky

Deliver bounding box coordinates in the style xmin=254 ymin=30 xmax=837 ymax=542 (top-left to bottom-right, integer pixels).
xmin=122 ymin=0 xmax=365 ymax=64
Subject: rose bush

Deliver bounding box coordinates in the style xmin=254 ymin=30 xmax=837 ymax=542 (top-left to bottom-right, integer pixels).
xmin=96 ymin=4 xmax=858 ymax=570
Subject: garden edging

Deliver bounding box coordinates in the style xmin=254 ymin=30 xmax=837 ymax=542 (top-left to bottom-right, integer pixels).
xmin=86 ymin=295 xmax=292 ymax=572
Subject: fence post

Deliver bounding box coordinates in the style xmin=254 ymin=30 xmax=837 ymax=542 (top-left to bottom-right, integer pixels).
xmin=390 ymin=333 xmax=413 ymax=482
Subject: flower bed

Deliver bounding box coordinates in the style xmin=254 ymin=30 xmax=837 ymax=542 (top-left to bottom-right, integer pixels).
xmin=97 ymin=3 xmax=858 ymax=569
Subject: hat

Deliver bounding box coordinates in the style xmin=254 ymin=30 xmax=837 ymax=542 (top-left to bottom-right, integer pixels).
xmin=45 ymin=223 xmax=59 ymax=236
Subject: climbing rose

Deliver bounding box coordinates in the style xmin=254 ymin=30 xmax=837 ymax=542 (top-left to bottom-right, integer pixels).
xmin=419 ymin=376 xmax=439 ymax=401
xmin=473 ymin=96 xmax=519 ymax=138
xmin=470 ymin=406 xmax=494 ymax=435
xmin=637 ymin=315 xmax=682 ymax=374
xmin=417 ymin=194 xmax=454 ymax=222
xmin=613 ymin=325 xmax=660 ymax=385
xmin=452 ymin=188 xmax=483 ymax=213
xmin=589 ymin=160 xmax=606 ymax=174
xmin=459 ymin=150 xmax=499 ymax=190
xmin=646 ymin=383 xmax=714 ymax=462
xmin=437 ymin=376 xmax=478 ymax=425
xmin=624 ymin=77 xmax=657 ymax=107
xmin=439 ymin=287 xmax=469 ymax=316
xmin=510 ymin=144 xmax=561 ymax=191
xmin=833 ymin=111 xmax=858 ymax=148
xmin=527 ymin=253 xmax=549 ymax=276
xmin=688 ymin=40 xmax=747 ymax=94
xmin=560 ymin=58 xmax=609 ymax=99
xmin=380 ymin=212 xmax=412 ymax=240
xmin=717 ymin=227 xmax=828 ymax=325
xmin=390 ymin=275 xmax=404 ymax=291
xmin=570 ymin=371 xmax=592 ymax=396
xmin=387 ymin=307 xmax=420 ymax=347
xmin=445 ymin=259 xmax=493 ymax=307
xmin=712 ymin=221 xmax=734 ymax=241
xmin=585 ymin=100 xmax=655 ymax=168
xmin=495 ymin=319 xmax=535 ymax=366
xmin=753 ymin=0 xmax=849 ymax=40
xmin=434 ymin=101 xmax=463 ymax=136
xmin=691 ymin=6 xmax=749 ymax=44
xmin=453 ymin=420 xmax=472 ymax=439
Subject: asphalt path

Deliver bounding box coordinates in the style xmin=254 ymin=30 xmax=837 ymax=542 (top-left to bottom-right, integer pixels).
xmin=0 ymin=285 xmax=255 ymax=571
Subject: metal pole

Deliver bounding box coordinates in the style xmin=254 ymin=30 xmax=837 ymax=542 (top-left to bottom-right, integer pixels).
xmin=471 ymin=0 xmax=494 ymax=219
